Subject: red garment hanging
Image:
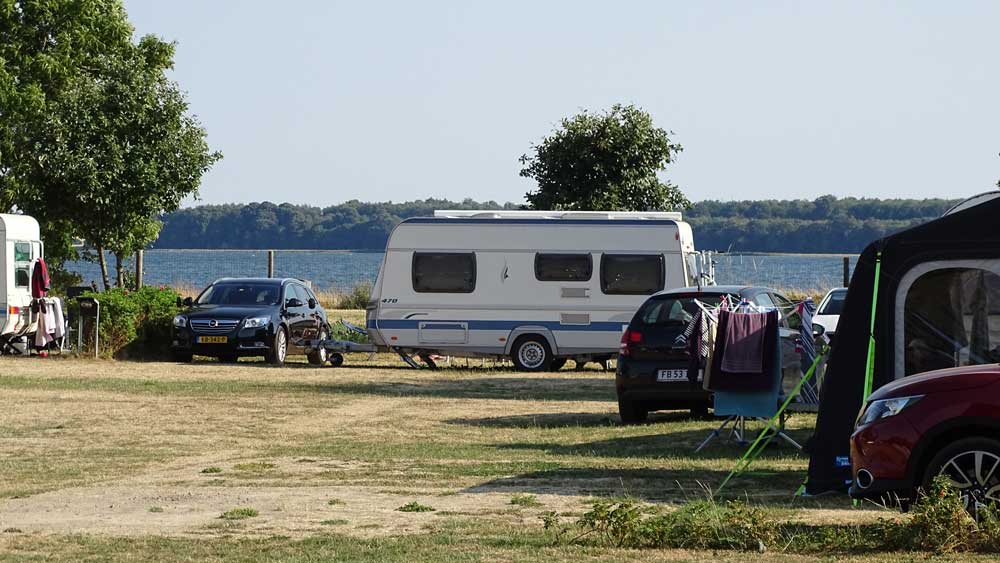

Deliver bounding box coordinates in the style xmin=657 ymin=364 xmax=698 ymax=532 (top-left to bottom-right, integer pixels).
xmin=31 ymin=257 xmax=50 ymax=298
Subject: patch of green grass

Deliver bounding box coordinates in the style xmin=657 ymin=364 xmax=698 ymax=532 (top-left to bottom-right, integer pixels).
xmin=200 ymin=466 xmax=223 ymax=474
xmin=219 ymin=507 xmax=259 ymax=520
xmin=319 ymin=519 xmax=349 ymax=526
xmin=397 ymin=501 xmax=435 ymax=513
xmin=148 ymin=506 xmax=164 ymax=513
xmin=510 ymin=494 xmax=542 ymax=508
xmin=327 ymin=498 xmax=345 ymax=506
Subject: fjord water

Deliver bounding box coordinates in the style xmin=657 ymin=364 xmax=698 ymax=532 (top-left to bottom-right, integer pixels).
xmin=66 ymin=250 xmax=856 ymax=293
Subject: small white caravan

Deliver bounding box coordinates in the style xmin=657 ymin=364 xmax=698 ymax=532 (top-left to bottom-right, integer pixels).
xmin=0 ymin=213 xmax=42 ymax=341
xmin=365 ymin=210 xmax=713 ymax=370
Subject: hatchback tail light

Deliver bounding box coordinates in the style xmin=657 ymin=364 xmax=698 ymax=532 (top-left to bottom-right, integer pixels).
xmin=619 ymin=328 xmax=642 ymax=356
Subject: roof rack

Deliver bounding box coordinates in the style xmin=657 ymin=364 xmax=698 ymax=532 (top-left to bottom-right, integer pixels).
xmin=432 ymin=210 xmax=682 ymax=221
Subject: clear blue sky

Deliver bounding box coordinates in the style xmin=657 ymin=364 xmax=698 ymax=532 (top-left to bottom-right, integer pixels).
xmin=124 ymin=0 xmax=1000 ymax=206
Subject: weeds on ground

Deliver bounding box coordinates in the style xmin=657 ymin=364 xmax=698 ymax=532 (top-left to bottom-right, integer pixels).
xmin=320 ymin=519 xmax=349 ymax=526
xmin=233 ymin=462 xmax=276 ymax=472
xmin=545 ymin=480 xmax=1000 ymax=555
xmin=398 ymin=501 xmax=436 ymax=513
xmin=510 ymin=494 xmax=542 ymax=508
xmin=220 ymin=507 xmax=259 ymax=520
xmin=328 ymin=498 xmax=346 ymax=506
xmin=148 ymin=506 xmax=164 ymax=513
xmin=200 ymin=467 xmax=223 ymax=474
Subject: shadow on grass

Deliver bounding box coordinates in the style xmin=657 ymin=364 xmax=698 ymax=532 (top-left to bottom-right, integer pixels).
xmin=462 ymin=466 xmax=835 ymax=506
xmin=298 ymin=377 xmax=616 ymax=402
xmin=445 ymin=410 xmax=703 ymax=429
xmin=491 ymin=427 xmax=815 ymax=459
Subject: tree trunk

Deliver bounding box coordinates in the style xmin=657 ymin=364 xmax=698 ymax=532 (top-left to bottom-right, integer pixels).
xmin=97 ymin=245 xmax=111 ymax=291
xmin=114 ymin=252 xmax=125 ymax=288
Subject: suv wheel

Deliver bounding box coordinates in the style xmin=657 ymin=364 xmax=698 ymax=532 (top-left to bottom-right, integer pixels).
xmin=307 ymin=328 xmax=329 ymax=365
xmin=924 ymin=437 xmax=1000 ymax=515
xmin=511 ymin=335 xmax=552 ymax=372
xmin=266 ymin=326 xmax=289 ymax=366
xmin=618 ymin=398 xmax=648 ymax=424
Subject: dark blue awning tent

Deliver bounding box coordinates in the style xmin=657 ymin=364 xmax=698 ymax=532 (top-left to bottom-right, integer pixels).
xmin=806 ymin=191 xmax=1000 ymax=494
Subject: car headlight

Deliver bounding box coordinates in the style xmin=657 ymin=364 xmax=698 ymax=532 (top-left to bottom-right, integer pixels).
xmin=243 ymin=316 xmax=270 ymax=329
xmin=172 ymin=315 xmax=187 ymax=328
xmin=857 ymin=395 xmax=923 ymax=427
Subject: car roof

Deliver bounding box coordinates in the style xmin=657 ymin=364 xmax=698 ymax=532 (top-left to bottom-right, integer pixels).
xmin=652 ymin=285 xmax=773 ymax=298
xmin=211 ymin=277 xmax=294 ymax=285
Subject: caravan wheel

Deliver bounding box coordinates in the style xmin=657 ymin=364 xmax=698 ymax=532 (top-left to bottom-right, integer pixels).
xmin=511 ymin=336 xmax=552 ymax=372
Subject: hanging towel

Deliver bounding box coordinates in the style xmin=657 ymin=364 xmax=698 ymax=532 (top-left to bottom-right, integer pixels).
xmin=51 ymin=298 xmax=66 ymax=340
xmin=31 ymin=258 xmax=50 ymax=299
xmin=35 ymin=305 xmax=53 ymax=347
xmin=720 ymin=311 xmax=769 ymax=373
xmin=709 ymin=309 xmax=780 ymax=392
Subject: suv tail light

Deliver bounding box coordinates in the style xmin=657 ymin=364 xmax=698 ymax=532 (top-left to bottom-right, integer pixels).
xmin=619 ymin=328 xmax=642 ymax=356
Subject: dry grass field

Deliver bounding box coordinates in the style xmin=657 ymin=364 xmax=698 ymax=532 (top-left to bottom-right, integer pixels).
xmin=0 ymin=353 xmax=990 ymax=561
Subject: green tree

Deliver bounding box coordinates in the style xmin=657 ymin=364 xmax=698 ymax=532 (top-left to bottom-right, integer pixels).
xmin=22 ymin=35 xmax=221 ymax=288
xmin=0 ymin=0 xmax=135 ymax=272
xmin=520 ymin=104 xmax=688 ymax=211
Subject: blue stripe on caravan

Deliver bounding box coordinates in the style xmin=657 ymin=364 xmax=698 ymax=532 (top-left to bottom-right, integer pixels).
xmin=369 ymin=319 xmax=626 ymax=332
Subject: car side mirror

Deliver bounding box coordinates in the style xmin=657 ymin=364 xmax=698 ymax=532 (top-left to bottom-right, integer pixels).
xmin=812 ymin=324 xmax=826 ymax=337
xmin=308 ymin=298 xmax=317 ymax=309
xmin=182 ymin=297 xmax=193 ymax=307
xmin=286 ymin=297 xmax=304 ymax=308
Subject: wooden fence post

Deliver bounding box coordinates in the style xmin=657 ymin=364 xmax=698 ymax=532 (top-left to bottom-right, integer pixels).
xmin=843 ymin=256 xmax=850 ymax=287
xmin=135 ymin=250 xmax=144 ymax=289
xmin=268 ymin=250 xmax=275 ymax=278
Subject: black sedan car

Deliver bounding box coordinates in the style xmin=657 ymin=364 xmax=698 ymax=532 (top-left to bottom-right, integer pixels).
xmin=171 ymin=278 xmax=330 ymax=365
xmin=616 ymin=285 xmax=812 ymax=423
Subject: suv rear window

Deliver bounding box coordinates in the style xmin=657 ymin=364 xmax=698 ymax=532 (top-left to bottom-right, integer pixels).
xmin=636 ymin=295 xmax=726 ymax=327
xmin=601 ymin=254 xmax=664 ymax=295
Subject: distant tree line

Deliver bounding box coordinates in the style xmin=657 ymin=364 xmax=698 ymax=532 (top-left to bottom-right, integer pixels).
xmin=154 ymin=196 xmax=959 ymax=254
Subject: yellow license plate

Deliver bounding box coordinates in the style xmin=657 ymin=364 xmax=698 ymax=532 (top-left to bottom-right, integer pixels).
xmin=197 ymin=336 xmax=228 ymax=344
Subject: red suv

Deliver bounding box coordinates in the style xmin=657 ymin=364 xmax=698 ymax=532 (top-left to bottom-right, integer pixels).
xmin=850 ymin=364 xmax=1000 ymax=512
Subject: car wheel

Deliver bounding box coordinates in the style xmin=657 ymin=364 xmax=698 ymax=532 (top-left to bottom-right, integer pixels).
xmin=511 ymin=335 xmax=552 ymax=372
xmin=550 ymin=358 xmax=568 ymax=371
xmin=618 ymin=398 xmax=648 ymax=424
xmin=266 ymin=326 xmax=289 ymax=366
xmin=690 ymin=405 xmax=710 ymax=419
xmin=172 ymin=351 xmax=193 ymax=363
xmin=923 ymin=437 xmax=1000 ymax=516
xmin=328 ymin=353 xmax=344 ymax=367
xmin=219 ymin=354 xmax=239 ymax=364
xmin=307 ymin=329 xmax=329 ymax=366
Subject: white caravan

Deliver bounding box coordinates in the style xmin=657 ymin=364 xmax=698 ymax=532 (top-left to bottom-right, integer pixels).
xmin=365 ymin=210 xmax=713 ymax=370
xmin=0 ymin=214 xmax=42 ymax=342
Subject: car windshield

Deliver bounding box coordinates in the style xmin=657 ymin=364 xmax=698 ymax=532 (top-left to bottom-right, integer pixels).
xmin=819 ymin=290 xmax=847 ymax=316
xmin=196 ymin=283 xmax=280 ymax=306
xmin=635 ymin=294 xmax=727 ymax=327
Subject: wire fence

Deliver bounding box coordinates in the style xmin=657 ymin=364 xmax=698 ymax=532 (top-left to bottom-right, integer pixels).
xmin=64 ymin=249 xmax=854 ymax=298
xmin=65 ymin=250 xmax=383 ymax=294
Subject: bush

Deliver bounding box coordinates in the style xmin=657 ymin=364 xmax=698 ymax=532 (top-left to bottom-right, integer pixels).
xmin=885 ymin=476 xmax=979 ymax=554
xmin=337 ymin=282 xmax=371 ymax=310
xmin=72 ymin=286 xmax=181 ymax=359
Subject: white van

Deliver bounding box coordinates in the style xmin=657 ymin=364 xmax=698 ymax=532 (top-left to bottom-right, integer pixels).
xmin=365 ymin=210 xmax=713 ymax=370
xmin=0 ymin=214 xmax=43 ymax=345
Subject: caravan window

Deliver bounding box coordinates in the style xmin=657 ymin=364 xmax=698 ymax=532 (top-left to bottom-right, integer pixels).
xmin=903 ymin=267 xmax=1000 ymax=376
xmin=14 ymin=242 xmax=31 ymax=262
xmin=412 ymin=253 xmax=476 ymax=293
xmin=600 ymin=254 xmax=665 ymax=295
xmin=534 ymin=254 xmax=592 ymax=282
xmin=15 ymin=267 xmax=29 ymax=287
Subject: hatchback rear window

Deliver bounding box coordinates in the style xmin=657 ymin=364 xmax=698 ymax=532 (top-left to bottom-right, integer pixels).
xmin=636 ymin=295 xmax=727 ymax=327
